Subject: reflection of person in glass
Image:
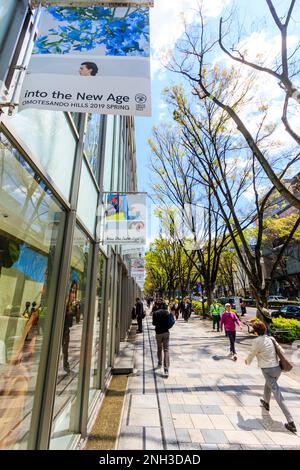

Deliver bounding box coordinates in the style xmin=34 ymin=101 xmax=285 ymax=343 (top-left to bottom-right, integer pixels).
xmin=62 ymin=280 xmax=77 ymax=374
xmin=79 ymin=62 xmax=98 ymax=76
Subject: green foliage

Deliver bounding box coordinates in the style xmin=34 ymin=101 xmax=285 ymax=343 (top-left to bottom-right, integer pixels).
xmin=272 ymin=317 xmax=300 ymax=343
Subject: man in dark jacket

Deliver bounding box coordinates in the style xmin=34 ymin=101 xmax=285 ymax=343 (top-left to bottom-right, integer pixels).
xmin=152 ymin=303 xmax=170 ymax=377
xmin=135 ymin=298 xmax=144 ymax=333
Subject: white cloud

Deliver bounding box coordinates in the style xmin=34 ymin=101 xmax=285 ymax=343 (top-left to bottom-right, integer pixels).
xmin=150 ymin=0 xmax=232 ymax=75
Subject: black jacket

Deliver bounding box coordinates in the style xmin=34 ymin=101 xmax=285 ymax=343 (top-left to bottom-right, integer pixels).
xmin=135 ymin=301 xmax=144 ymax=317
xmin=152 ymin=308 xmax=170 ymax=334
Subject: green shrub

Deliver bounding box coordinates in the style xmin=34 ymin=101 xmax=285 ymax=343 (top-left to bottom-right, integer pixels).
xmin=271 ymin=317 xmax=300 ymax=343
xmin=192 ymin=300 xmax=208 ymax=315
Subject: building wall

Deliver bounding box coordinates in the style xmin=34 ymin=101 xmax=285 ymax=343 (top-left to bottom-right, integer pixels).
xmin=0 ymin=4 xmax=139 ymax=449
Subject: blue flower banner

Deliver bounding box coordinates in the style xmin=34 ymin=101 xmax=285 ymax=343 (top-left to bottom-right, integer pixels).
xmin=19 ymin=6 xmax=151 ymax=116
xmin=103 ymin=193 xmax=146 ymax=244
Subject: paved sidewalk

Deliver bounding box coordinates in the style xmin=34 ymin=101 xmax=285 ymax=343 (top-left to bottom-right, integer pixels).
xmin=117 ymin=311 xmax=300 ymax=450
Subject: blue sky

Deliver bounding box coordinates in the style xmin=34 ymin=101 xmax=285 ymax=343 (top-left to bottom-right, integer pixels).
xmin=135 ymin=0 xmax=300 ymax=245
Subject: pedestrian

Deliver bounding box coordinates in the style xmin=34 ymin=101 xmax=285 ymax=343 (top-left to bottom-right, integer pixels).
xmin=220 ymin=303 xmax=242 ymax=360
xmin=240 ymin=298 xmax=247 ymax=316
xmin=245 ymin=320 xmax=297 ymax=434
xmin=210 ymin=300 xmax=221 ymax=332
xmin=135 ymin=297 xmax=145 ymax=333
xmin=152 ymin=298 xmax=167 ymax=314
xmin=182 ymin=297 xmax=192 ymax=322
xmin=170 ymin=300 xmax=176 ymax=318
xmin=152 ymin=300 xmax=171 ymax=377
xmin=256 ymin=301 xmax=272 ymax=336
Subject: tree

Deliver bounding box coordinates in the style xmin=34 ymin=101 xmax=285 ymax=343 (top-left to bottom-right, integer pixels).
xmin=163 ymin=84 xmax=300 ymax=306
xmin=148 ymin=124 xmax=232 ymax=309
xmin=168 ymin=2 xmax=300 ymax=210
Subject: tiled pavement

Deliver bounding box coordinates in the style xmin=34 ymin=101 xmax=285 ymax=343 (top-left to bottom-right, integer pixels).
xmin=117 ymin=311 xmax=300 ymax=450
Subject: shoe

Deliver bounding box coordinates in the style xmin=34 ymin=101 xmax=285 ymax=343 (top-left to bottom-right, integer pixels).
xmin=233 ymin=354 xmax=237 ymax=361
xmin=260 ymin=399 xmax=270 ymax=411
xmin=156 ymin=363 xmax=162 ymax=369
xmin=164 ymin=368 xmax=169 ymax=377
xmin=64 ymin=364 xmax=70 ymax=374
xmin=285 ymin=422 xmax=297 ymax=433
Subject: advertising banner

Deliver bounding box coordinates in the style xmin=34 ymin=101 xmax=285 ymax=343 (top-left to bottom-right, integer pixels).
xmin=122 ymin=246 xmax=143 ymax=256
xmin=130 ymin=257 xmax=144 ymax=270
xmin=19 ymin=5 xmax=151 ymax=116
xmin=104 ymin=193 xmax=146 ymax=244
xmin=31 ymin=2 xmax=154 ymax=6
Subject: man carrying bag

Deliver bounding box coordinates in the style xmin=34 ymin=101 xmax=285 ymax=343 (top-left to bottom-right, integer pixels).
xmin=152 ymin=301 xmax=174 ymax=377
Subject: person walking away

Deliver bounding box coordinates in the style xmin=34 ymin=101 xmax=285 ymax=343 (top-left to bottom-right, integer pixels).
xmin=210 ymin=300 xmax=221 ymax=332
xmin=256 ymin=301 xmax=272 ymax=336
xmin=245 ymin=320 xmax=297 ymax=433
xmin=182 ymin=298 xmax=192 ymax=322
xmin=179 ymin=298 xmax=185 ymax=318
xmin=170 ymin=300 xmax=176 ymax=318
xmin=221 ymin=303 xmax=242 ymax=360
xmin=152 ymin=302 xmax=171 ymax=377
xmin=174 ymin=301 xmax=180 ymax=320
xmin=135 ymin=298 xmax=144 ymax=333
xmin=240 ymin=299 xmax=247 ymax=316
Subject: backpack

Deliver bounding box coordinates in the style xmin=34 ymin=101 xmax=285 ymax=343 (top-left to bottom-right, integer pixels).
xmin=165 ymin=313 xmax=175 ymax=329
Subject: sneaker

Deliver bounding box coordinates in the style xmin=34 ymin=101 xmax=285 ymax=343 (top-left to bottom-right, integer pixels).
xmin=233 ymin=354 xmax=237 ymax=361
xmin=164 ymin=368 xmax=169 ymax=377
xmin=260 ymin=399 xmax=270 ymax=411
xmin=156 ymin=363 xmax=162 ymax=369
xmin=285 ymin=422 xmax=297 ymax=434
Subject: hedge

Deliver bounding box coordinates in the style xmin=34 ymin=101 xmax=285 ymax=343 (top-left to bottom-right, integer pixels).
xmin=192 ymin=301 xmax=237 ymax=316
xmin=271 ymin=317 xmax=300 ymax=344
xmin=243 ymin=299 xmax=300 ymax=308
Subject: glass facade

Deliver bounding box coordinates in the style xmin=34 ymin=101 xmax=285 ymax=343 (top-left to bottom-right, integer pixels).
xmin=84 ymin=114 xmax=103 ymax=178
xmin=89 ymin=253 xmax=105 ymax=407
xmin=9 ymin=110 xmax=77 ymax=200
xmin=0 ymin=133 xmax=65 ymax=449
xmin=0 ymin=9 xmax=140 ymax=450
xmin=50 ymin=226 xmax=91 ymax=450
xmin=77 ymin=160 xmax=98 ymax=236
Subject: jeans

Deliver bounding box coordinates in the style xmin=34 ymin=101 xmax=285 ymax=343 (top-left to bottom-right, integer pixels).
xmin=261 ymin=365 xmax=293 ymax=422
xmin=156 ymin=332 xmax=170 ymax=368
xmin=227 ymin=331 xmax=236 ymax=354
xmin=213 ymin=315 xmax=220 ymax=331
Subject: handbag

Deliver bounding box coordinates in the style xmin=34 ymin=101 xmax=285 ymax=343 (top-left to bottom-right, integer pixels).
xmin=165 ymin=313 xmax=175 ymax=329
xmin=271 ymin=337 xmax=293 ymax=372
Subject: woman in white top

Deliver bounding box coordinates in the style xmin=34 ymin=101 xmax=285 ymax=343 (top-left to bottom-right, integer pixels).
xmin=245 ymin=320 xmax=297 ymax=434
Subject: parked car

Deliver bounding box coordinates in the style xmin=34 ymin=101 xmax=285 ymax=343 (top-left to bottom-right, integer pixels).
xmin=271 ymin=305 xmax=300 ymax=319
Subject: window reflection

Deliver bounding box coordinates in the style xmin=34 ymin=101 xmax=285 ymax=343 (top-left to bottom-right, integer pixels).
xmin=89 ymin=253 xmax=105 ymax=406
xmin=0 ymin=133 xmax=65 ymax=449
xmin=84 ymin=114 xmax=102 ymax=177
xmin=50 ymin=226 xmax=91 ymax=449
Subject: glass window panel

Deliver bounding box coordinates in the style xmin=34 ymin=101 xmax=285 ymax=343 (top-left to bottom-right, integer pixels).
xmin=112 ymin=117 xmax=121 ymax=191
xmin=105 ymin=258 xmax=114 ymax=371
xmin=0 ymin=1 xmax=17 ymax=50
xmin=0 ymin=132 xmax=65 ymax=449
xmin=84 ymin=114 xmax=102 ymax=178
xmin=50 ymin=226 xmax=91 ymax=450
xmin=103 ymin=116 xmax=114 ymax=192
xmin=77 ymin=160 xmax=98 ymax=236
xmin=89 ymin=253 xmax=105 ymax=406
xmin=8 ymin=110 xmax=76 ymax=200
